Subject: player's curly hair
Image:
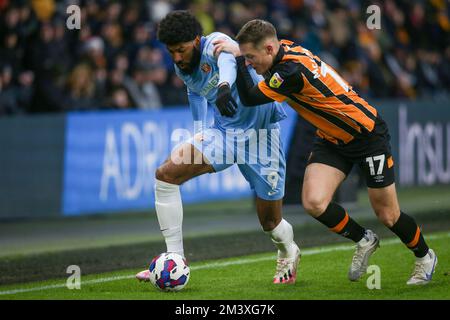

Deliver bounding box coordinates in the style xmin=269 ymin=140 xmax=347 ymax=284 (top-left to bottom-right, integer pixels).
xmin=157 ymin=10 xmax=203 ymax=45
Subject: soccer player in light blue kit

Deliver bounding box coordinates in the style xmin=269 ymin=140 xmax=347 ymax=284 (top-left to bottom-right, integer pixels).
xmin=136 ymin=11 xmax=300 ymax=285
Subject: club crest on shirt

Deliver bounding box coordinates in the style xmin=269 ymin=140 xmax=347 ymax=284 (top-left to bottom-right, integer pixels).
xmin=201 ymin=63 xmax=211 ymax=73
xmin=269 ymin=72 xmax=284 ymax=88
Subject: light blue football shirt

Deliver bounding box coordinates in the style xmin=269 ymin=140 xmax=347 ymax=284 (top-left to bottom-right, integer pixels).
xmin=174 ymin=32 xmax=287 ymax=132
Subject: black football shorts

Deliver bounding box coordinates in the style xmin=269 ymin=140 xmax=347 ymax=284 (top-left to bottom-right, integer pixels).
xmin=307 ymin=117 xmax=395 ymax=188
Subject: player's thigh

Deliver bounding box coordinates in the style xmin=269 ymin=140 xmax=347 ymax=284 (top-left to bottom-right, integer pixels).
xmin=156 ymin=142 xmax=214 ymax=185
xmin=236 ymin=129 xmax=287 ymax=202
xmin=302 ymin=143 xmax=351 ymax=216
xmin=255 ymin=197 xmax=283 ymax=231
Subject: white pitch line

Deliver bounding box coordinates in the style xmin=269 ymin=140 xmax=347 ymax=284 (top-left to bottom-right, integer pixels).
xmin=0 ymin=232 xmax=448 ymax=296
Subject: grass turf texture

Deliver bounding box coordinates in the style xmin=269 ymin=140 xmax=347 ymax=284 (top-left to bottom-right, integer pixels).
xmin=1 ymin=209 xmax=449 ymax=285
xmin=0 ymin=231 xmax=448 ymax=300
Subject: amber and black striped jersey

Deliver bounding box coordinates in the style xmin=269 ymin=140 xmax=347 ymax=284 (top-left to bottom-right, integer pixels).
xmin=236 ymin=39 xmax=379 ymax=145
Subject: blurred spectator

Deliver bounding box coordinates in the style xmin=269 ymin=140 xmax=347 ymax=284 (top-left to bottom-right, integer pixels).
xmin=64 ymin=63 xmax=99 ymax=110
xmin=123 ymin=61 xmax=162 ymax=110
xmin=159 ymin=73 xmax=189 ymax=107
xmin=0 ymin=32 xmax=22 ymax=73
xmin=81 ymin=36 xmax=107 ymax=69
xmin=15 ymin=70 xmax=35 ymax=111
xmin=0 ymin=0 xmax=448 ymax=115
xmin=0 ymin=65 xmax=19 ymax=115
xmin=148 ymin=0 xmax=173 ymax=23
xmin=101 ymin=22 xmax=124 ymax=68
xmin=108 ymin=86 xmax=133 ymax=109
xmin=30 ymin=0 xmax=55 ymax=22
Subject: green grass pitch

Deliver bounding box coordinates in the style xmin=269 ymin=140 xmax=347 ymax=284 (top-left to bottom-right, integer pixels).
xmin=0 ymin=231 xmax=448 ymax=300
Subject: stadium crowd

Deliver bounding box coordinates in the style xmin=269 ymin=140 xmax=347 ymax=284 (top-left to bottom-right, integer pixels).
xmin=0 ymin=0 xmax=448 ymax=115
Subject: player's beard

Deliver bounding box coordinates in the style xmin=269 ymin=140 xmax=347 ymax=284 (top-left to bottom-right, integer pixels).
xmin=178 ymin=45 xmax=201 ymax=75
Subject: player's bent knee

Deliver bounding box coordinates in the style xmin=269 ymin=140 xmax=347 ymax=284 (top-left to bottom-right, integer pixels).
xmin=155 ymin=166 xmax=169 ymax=183
xmin=302 ymin=194 xmax=329 ymax=217
xmin=156 ymin=159 xmax=212 ymax=185
xmin=155 ymin=165 xmax=179 ymax=185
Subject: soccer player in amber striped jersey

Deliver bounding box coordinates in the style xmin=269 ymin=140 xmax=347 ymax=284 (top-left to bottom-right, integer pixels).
xmin=214 ymin=19 xmax=437 ymax=285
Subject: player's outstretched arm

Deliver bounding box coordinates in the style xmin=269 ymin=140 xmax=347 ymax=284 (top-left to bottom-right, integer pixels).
xmin=217 ymin=51 xmax=237 ymax=87
xmin=235 ymin=56 xmax=275 ymax=106
xmin=213 ymin=38 xmax=272 ymax=107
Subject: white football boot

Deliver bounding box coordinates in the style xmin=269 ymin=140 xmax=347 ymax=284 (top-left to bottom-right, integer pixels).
xmin=407 ymin=249 xmax=438 ymax=285
xmin=348 ymin=229 xmax=380 ymax=281
xmin=273 ymin=244 xmax=301 ymax=284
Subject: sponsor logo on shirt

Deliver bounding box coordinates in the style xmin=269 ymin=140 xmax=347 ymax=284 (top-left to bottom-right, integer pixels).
xmin=200 ymin=73 xmax=219 ymax=96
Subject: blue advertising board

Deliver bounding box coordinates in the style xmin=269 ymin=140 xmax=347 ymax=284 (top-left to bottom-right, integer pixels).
xmin=63 ymin=107 xmax=297 ymax=215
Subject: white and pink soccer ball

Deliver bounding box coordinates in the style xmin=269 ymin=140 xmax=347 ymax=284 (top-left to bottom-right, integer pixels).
xmin=149 ymin=252 xmax=190 ymax=291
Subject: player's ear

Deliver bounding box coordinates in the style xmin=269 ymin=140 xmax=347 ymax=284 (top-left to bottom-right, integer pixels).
xmin=193 ymin=35 xmax=201 ymax=48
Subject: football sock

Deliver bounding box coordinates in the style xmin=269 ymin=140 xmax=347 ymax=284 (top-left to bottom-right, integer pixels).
xmin=265 ymin=219 xmax=297 ymax=258
xmin=155 ymin=179 xmax=184 ymax=257
xmin=315 ymin=202 xmax=366 ymax=242
xmin=389 ymin=212 xmax=429 ymax=258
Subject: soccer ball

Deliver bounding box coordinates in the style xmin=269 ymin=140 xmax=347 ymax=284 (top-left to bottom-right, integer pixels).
xmin=149 ymin=252 xmax=190 ymax=291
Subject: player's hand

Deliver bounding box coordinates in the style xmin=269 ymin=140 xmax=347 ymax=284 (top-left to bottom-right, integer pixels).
xmin=215 ymin=83 xmax=238 ymax=117
xmin=213 ymin=39 xmax=241 ymax=57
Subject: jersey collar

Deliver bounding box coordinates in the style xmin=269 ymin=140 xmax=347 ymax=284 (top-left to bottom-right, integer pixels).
xmin=269 ymin=44 xmax=285 ymax=75
xmin=274 ymin=44 xmax=285 ymax=65
xmin=200 ymin=36 xmax=207 ymax=54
